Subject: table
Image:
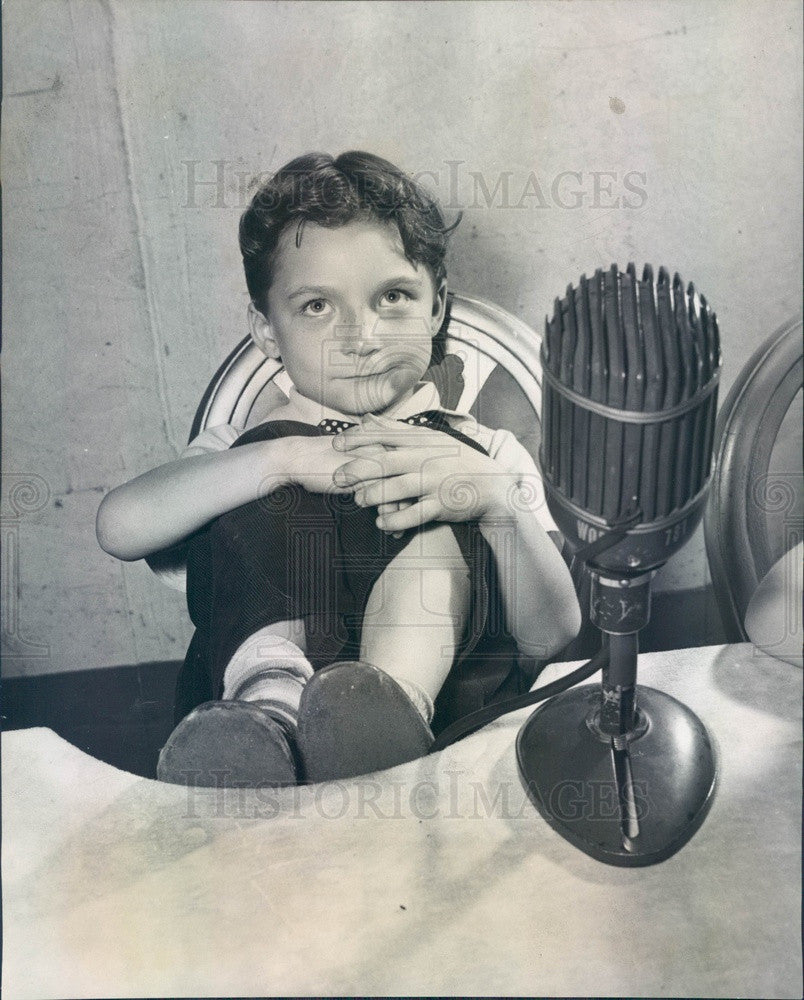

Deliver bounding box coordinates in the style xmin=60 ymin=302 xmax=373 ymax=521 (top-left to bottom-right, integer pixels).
xmin=2 ymin=644 xmax=802 ymax=999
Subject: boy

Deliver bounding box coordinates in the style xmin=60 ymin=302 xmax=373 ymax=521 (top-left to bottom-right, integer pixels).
xmin=97 ymin=151 xmax=581 ymax=787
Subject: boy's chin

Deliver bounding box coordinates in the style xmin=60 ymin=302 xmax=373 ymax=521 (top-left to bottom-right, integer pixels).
xmin=334 ymin=370 xmax=421 ymax=417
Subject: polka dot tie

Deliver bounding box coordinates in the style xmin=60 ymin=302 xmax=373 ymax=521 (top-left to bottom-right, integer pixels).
xmin=317 ymin=411 xmax=443 ymax=434
xmin=318 ymin=418 xmax=357 ymax=434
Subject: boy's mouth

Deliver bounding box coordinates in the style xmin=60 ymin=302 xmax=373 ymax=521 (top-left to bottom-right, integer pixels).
xmin=337 ymin=364 xmax=417 ymax=407
xmin=344 ymin=365 xmax=416 ymax=389
xmin=340 ymin=361 xmax=396 ymax=381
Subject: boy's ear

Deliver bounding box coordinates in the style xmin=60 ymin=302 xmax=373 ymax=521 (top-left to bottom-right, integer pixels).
xmin=431 ymin=279 xmax=448 ymax=336
xmin=247 ymin=301 xmax=281 ymax=359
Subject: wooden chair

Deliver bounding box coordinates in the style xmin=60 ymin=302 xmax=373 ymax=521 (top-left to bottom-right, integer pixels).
xmin=704 ymin=317 xmax=803 ymax=641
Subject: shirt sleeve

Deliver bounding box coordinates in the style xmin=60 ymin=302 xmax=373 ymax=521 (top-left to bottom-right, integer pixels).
xmin=151 ymin=423 xmax=243 ymax=591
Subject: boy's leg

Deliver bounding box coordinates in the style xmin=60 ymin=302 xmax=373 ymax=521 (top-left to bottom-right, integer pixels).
xmin=168 ymin=475 xmax=352 ymax=788
xmin=158 ymin=619 xmax=313 ymax=789
xmin=358 ymin=523 xmax=471 ymax=722
xmin=297 ymin=525 xmax=472 ymax=782
xmin=221 ymin=619 xmax=312 ymax=728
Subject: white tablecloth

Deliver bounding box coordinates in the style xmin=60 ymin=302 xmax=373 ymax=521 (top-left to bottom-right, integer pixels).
xmin=2 ymin=644 xmax=802 ymax=998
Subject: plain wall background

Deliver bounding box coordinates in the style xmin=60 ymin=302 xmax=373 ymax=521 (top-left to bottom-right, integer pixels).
xmin=3 ymin=0 xmax=802 ymax=677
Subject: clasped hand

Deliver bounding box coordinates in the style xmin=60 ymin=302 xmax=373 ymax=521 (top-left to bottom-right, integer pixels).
xmin=325 ymin=414 xmax=517 ymax=531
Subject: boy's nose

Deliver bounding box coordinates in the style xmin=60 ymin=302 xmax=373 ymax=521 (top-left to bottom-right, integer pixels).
xmin=335 ymin=315 xmax=381 ymax=355
xmin=340 ymin=340 xmax=379 ymax=358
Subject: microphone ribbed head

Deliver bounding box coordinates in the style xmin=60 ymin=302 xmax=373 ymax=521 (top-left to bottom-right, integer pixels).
xmin=540 ymin=264 xmax=721 ymax=572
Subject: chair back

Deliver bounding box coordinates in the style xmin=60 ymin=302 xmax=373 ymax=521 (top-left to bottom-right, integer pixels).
xmin=704 ymin=317 xmax=803 ymax=640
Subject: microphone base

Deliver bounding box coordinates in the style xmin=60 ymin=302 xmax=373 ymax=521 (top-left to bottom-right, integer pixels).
xmin=516 ymin=684 xmax=717 ymax=867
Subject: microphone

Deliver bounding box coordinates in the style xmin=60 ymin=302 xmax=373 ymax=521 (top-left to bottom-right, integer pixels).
xmin=540 ymin=262 xmax=720 ymax=583
xmin=516 ymin=264 xmax=721 ymax=866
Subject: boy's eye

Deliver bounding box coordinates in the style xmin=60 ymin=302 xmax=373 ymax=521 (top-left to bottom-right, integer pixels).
xmin=380 ymin=289 xmax=411 ymax=306
xmin=301 ymin=298 xmax=331 ymax=316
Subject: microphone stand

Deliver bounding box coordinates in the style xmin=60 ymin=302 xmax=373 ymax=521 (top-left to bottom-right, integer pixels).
xmin=515 ymin=263 xmax=720 ymax=865
xmin=516 ymin=562 xmax=717 ymax=867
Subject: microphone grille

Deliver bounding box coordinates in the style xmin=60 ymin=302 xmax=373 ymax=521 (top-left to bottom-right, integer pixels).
xmin=541 ymin=264 xmax=721 ymax=524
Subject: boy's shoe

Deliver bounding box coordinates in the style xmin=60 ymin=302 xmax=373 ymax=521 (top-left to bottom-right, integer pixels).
xmin=297 ymin=661 xmax=434 ymax=783
xmin=156 ymin=700 xmax=299 ymax=788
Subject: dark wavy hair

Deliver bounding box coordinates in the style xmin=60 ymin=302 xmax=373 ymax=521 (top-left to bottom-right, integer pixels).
xmin=239 ymin=151 xmax=460 ymax=315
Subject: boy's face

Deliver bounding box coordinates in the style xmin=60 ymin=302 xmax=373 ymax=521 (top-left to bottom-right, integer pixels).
xmin=251 ymin=218 xmax=446 ymax=417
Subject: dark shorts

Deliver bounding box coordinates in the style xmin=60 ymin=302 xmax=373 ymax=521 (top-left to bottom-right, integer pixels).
xmin=174 ymin=417 xmax=534 ymax=733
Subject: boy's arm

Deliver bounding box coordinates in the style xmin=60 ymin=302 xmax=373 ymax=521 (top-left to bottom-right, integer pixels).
xmin=97 ymin=438 xmax=293 ymax=560
xmin=476 ymin=488 xmax=582 ymax=660
xmin=96 ymin=433 xmax=357 ymax=561
xmin=470 ymin=425 xmax=581 ymax=657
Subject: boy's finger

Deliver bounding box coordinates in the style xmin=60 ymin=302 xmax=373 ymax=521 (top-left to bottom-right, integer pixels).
xmin=356 ymin=473 xmax=423 ymax=508
xmin=334 ymin=425 xmax=432 ymax=451
xmin=375 ymin=495 xmax=441 ymax=531
xmin=375 ymin=499 xmax=415 ymax=517
xmin=331 ymin=442 xmax=390 ymax=459
xmin=376 ymin=501 xmax=401 ymax=516
xmin=333 ymin=453 xmax=409 ymax=485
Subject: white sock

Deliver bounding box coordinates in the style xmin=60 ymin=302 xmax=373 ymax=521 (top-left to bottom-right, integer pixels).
xmin=222 ymin=630 xmax=314 ymax=729
xmin=394 ymin=676 xmax=435 ymax=726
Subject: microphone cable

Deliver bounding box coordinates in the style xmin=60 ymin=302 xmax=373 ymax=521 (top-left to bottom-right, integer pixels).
xmin=430 ymin=643 xmax=609 ymax=753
